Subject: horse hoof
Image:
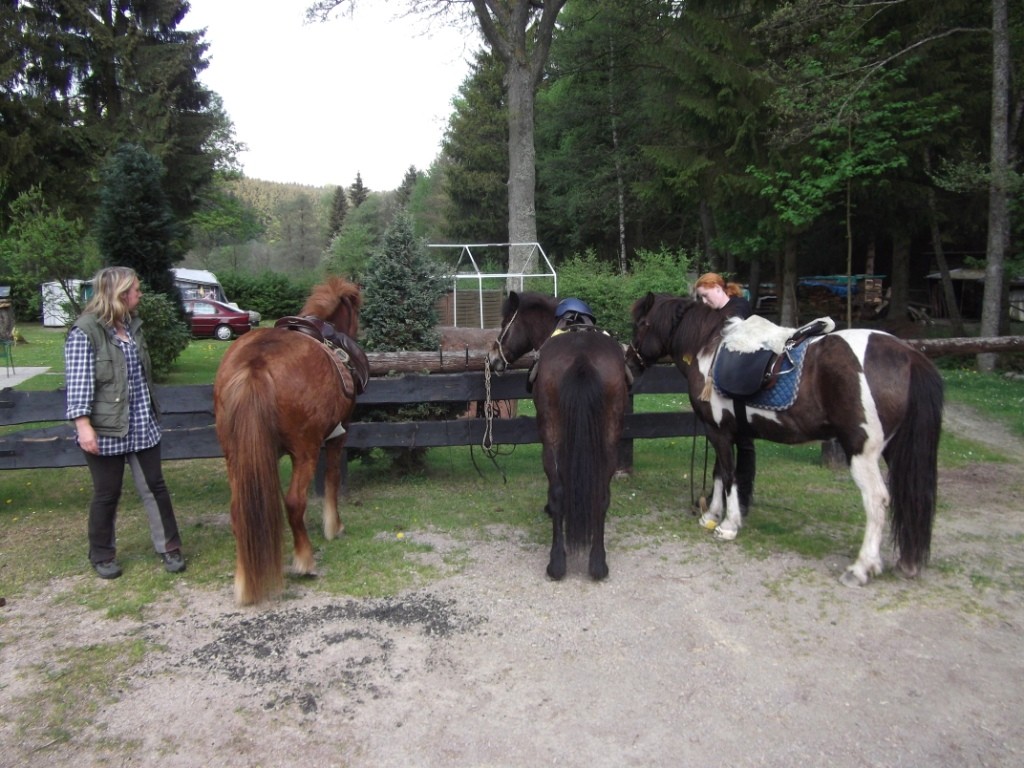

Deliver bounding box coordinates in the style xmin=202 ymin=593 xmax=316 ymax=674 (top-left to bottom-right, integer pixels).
xmin=699 ymin=514 xmax=719 ymax=530
xmin=839 ymin=569 xmax=866 ymax=588
xmin=547 ymin=566 xmax=566 ymax=581
xmin=897 ymin=561 xmax=920 ymax=579
xmin=713 ymin=527 xmax=738 ymax=541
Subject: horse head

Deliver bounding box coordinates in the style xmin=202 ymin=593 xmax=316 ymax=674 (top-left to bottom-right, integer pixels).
xmin=487 ymin=291 xmax=559 ymax=372
xmin=300 ymin=276 xmax=362 ymax=337
xmin=628 ymin=292 xmax=685 ymax=372
xmin=628 ymin=292 xmax=725 ymax=375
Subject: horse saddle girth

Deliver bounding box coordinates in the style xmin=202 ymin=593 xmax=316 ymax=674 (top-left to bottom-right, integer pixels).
xmin=275 ymin=315 xmax=369 ymax=396
xmin=712 ymin=318 xmax=831 ymax=407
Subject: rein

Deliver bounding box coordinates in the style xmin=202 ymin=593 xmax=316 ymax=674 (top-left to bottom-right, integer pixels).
xmin=492 ymin=308 xmax=520 ymax=369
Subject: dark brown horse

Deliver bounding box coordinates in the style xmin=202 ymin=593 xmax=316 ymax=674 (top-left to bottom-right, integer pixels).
xmin=214 ymin=277 xmax=364 ymax=605
xmin=628 ymin=292 xmax=943 ymax=587
xmin=487 ymin=292 xmax=629 ymax=580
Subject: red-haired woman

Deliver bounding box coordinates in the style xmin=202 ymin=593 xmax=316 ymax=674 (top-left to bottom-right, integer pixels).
xmin=693 ymin=272 xmax=756 ymax=515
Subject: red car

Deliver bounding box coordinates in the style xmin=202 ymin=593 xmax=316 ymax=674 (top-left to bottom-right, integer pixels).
xmin=183 ymin=299 xmax=259 ymax=341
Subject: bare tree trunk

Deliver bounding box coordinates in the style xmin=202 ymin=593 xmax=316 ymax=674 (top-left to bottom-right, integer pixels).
xmin=924 ymin=149 xmax=965 ymax=335
xmin=504 ymin=62 xmax=538 ymax=289
xmin=698 ymin=200 xmax=720 ymax=271
xmin=467 ymin=0 xmax=567 ymax=292
xmin=979 ymin=0 xmax=1010 ymax=371
xmin=888 ymin=234 xmax=911 ymax=322
xmin=608 ymin=38 xmax=627 ymax=275
xmin=780 ymin=233 xmax=800 ymax=327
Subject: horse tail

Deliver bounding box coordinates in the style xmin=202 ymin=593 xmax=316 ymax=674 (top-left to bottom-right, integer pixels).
xmin=558 ymin=358 xmax=609 ymax=552
xmin=886 ymin=354 xmax=944 ymax=574
xmin=217 ymin=366 xmax=284 ymax=605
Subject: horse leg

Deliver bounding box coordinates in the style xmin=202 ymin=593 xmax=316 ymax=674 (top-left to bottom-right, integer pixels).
xmin=702 ymin=435 xmax=744 ymax=541
xmin=699 ymin=454 xmax=726 ymax=529
xmin=284 ymin=453 xmax=317 ymax=576
xmin=544 ymin=450 xmax=567 ymax=580
xmin=321 ymin=439 xmax=346 ymax=540
xmin=589 ymin=487 xmax=610 ymax=581
xmin=840 ymin=451 xmax=889 ymax=587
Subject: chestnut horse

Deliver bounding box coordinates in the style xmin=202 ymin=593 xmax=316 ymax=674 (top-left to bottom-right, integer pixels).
xmin=627 ymin=293 xmax=943 ymax=587
xmin=214 ymin=277 xmax=363 ymax=605
xmin=487 ymin=292 xmax=629 ymax=580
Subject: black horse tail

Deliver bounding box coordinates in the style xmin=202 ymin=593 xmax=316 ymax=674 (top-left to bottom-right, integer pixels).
xmin=558 ymin=358 xmax=609 ymax=552
xmin=886 ymin=355 xmax=944 ymax=575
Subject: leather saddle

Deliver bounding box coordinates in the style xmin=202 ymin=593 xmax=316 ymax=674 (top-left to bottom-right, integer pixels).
xmin=713 ymin=318 xmax=831 ymax=400
xmin=274 ymin=315 xmax=370 ymax=396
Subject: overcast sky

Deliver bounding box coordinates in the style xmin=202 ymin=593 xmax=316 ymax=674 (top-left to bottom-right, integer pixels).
xmin=182 ymin=1 xmax=478 ymax=191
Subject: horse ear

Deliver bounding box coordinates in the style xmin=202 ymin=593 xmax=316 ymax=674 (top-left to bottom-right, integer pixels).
xmin=633 ymin=292 xmax=655 ymax=320
xmin=508 ymin=292 xmax=520 ymax=310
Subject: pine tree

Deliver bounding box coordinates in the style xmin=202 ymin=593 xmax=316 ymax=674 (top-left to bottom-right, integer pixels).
xmin=327 ymin=186 xmax=349 ymax=239
xmin=396 ymin=166 xmax=421 ymax=206
xmin=361 ymin=211 xmax=445 ymax=352
xmin=349 ymin=173 xmax=369 ymax=208
xmin=94 ymin=144 xmax=184 ymax=299
xmin=358 ymin=210 xmax=454 ymax=470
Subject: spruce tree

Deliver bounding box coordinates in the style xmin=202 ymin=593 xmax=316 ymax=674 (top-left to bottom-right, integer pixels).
xmin=349 ymin=173 xmax=369 ymax=208
xmin=94 ymin=143 xmax=184 ymax=299
xmin=358 ymin=210 xmax=454 ymax=470
xmin=327 ymin=186 xmax=349 ymax=239
xmin=361 ymin=211 xmax=445 ymax=352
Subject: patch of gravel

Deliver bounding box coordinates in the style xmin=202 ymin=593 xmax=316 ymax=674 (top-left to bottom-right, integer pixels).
xmin=2 ymin=403 xmax=1023 ymax=768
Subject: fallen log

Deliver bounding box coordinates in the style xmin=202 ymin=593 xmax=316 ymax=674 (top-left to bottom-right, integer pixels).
xmin=367 ymin=347 xmax=532 ymax=375
xmin=904 ymin=336 xmax=1024 ymax=357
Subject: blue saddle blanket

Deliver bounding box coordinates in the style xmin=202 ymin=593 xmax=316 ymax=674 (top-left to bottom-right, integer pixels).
xmin=713 ymin=340 xmax=811 ymax=411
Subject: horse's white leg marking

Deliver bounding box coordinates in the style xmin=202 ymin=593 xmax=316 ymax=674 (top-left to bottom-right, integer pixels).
xmin=841 ymin=361 xmax=889 ymax=587
xmin=700 ymin=476 xmax=725 ymax=529
xmin=322 ymin=493 xmax=342 ymax=540
xmin=713 ymin=484 xmax=743 ymax=541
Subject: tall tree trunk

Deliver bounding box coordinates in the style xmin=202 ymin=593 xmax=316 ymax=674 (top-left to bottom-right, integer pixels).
xmin=504 ymin=62 xmax=539 ymax=289
xmin=889 ymin=234 xmax=911 ymax=323
xmin=608 ymin=38 xmax=627 ymax=275
xmin=780 ymin=233 xmax=799 ymax=327
xmin=698 ymin=200 xmax=720 ymax=271
xmin=468 ymin=0 xmax=568 ymax=293
xmin=979 ymin=0 xmax=1010 ymax=371
xmin=924 ymin=149 xmax=965 ymax=335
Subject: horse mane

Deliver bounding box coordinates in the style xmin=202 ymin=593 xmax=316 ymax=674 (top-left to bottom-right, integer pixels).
xmin=300 ymin=276 xmax=362 ymax=335
xmin=505 ymin=291 xmax=559 ymax=316
xmin=644 ymin=294 xmax=726 ymax=357
xmin=677 ymin=297 xmax=728 ymax=355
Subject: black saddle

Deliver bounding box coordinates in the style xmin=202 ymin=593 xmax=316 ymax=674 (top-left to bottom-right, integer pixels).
xmin=714 ymin=318 xmax=831 ymax=400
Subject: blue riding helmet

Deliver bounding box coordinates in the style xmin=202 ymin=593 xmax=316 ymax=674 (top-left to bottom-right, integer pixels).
xmin=555 ymin=297 xmax=595 ymax=323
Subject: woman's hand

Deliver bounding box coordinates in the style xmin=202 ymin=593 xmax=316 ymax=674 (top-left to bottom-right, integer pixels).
xmin=75 ymin=417 xmax=99 ymax=455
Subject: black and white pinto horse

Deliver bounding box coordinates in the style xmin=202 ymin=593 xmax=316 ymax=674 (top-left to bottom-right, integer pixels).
xmin=628 ymin=293 xmax=944 ymax=587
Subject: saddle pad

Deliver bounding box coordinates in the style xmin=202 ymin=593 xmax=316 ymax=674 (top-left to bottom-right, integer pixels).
xmin=744 ymin=340 xmax=811 ymax=411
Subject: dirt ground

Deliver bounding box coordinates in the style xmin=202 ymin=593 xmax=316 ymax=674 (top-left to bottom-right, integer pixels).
xmin=2 ymin=402 xmax=1023 ymax=768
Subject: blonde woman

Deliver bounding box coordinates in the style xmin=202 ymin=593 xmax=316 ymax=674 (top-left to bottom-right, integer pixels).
xmin=692 ymin=272 xmax=756 ymax=515
xmin=65 ymin=266 xmax=184 ymax=578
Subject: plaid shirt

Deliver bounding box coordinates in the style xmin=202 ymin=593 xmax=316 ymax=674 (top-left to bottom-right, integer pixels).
xmin=65 ymin=325 xmax=161 ymax=456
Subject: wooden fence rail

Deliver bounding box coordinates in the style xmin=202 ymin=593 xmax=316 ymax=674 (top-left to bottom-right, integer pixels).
xmin=4 ymin=334 xmax=1020 ymax=473
xmin=0 ymin=363 xmax=700 ymax=472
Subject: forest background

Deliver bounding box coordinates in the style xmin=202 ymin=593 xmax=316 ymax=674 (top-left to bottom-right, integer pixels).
xmin=1 ymin=0 xmax=1021 ymax=364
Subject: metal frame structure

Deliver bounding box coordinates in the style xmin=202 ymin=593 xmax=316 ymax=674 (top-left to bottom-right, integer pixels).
xmin=428 ymin=243 xmax=558 ymax=328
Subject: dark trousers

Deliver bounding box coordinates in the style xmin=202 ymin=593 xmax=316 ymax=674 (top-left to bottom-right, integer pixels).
xmin=84 ymin=443 xmax=181 ymax=564
xmin=735 ymin=435 xmax=756 ymax=512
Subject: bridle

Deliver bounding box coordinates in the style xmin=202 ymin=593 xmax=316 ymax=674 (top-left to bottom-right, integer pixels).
xmin=626 ymin=299 xmax=688 ymax=373
xmin=626 ymin=317 xmax=653 ymax=373
xmin=492 ymin=308 xmax=522 ymax=370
